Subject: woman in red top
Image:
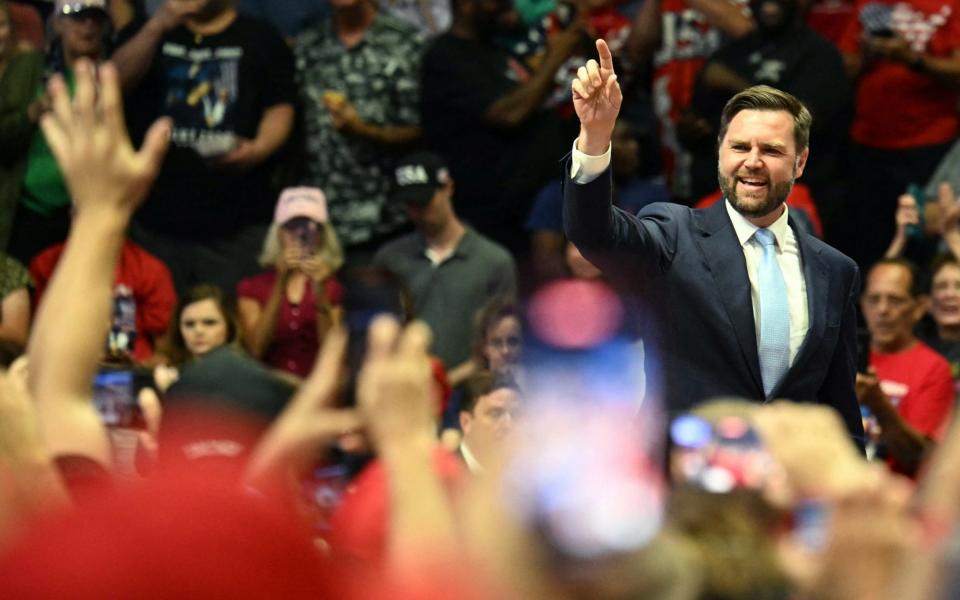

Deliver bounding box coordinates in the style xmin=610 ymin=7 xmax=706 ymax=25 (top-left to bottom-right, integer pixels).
xmin=237 ymin=187 xmax=344 ymax=378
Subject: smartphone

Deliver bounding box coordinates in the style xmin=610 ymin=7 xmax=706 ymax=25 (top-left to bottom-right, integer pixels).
xmin=92 ymin=367 xmax=151 ymax=429
xmin=504 ymin=281 xmax=665 ymax=562
xmin=282 ymin=217 xmax=319 ymax=258
xmin=669 ymin=414 xmax=772 ymax=493
xmin=301 ymin=462 xmax=349 ymax=533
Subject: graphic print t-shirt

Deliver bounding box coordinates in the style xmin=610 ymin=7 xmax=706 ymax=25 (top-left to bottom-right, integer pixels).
xmin=125 ymin=17 xmax=296 ymax=237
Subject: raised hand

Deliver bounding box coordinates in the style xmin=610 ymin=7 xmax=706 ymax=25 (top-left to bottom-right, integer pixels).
xmin=357 ymin=316 xmax=436 ymax=453
xmin=39 ymin=60 xmax=170 ymax=218
xmin=572 ymin=39 xmax=622 ymax=155
xmin=155 ymin=0 xmax=204 ymax=31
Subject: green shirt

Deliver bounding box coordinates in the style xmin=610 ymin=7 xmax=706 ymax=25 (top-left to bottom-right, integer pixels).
xmin=21 ymin=70 xmax=74 ymax=216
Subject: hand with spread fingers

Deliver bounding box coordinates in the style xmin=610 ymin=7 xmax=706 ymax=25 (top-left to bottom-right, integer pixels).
xmin=572 ymin=39 xmax=623 ymax=156
xmin=39 ymin=59 xmax=171 ymax=218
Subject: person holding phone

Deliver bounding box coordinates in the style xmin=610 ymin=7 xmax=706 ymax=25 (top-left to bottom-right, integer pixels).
xmin=237 ymin=187 xmax=344 ymax=378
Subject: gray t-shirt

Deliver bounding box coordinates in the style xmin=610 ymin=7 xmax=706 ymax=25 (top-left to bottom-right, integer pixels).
xmin=374 ymin=228 xmax=516 ymax=366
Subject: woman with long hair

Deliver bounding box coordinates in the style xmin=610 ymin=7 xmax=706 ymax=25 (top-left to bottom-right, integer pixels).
xmin=237 ymin=187 xmax=344 ymax=378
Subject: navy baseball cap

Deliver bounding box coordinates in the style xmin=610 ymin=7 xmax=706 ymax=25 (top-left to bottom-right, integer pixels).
xmin=391 ymin=152 xmax=451 ymax=207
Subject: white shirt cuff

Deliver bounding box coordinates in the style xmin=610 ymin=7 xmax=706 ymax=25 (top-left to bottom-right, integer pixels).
xmin=569 ymin=138 xmax=612 ymax=184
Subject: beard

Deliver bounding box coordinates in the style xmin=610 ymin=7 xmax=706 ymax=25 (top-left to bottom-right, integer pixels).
xmin=717 ymin=168 xmax=795 ymax=219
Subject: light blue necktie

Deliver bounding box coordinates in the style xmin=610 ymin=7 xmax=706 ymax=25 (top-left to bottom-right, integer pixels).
xmin=753 ymin=228 xmax=790 ymax=398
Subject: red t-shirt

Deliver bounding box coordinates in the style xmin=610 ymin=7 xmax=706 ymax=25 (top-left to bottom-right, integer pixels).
xmin=806 ymin=0 xmax=857 ymax=46
xmin=30 ymin=240 xmax=176 ymax=362
xmin=870 ymin=341 xmax=954 ymax=441
xmin=236 ymin=271 xmax=343 ymax=378
xmin=653 ymin=0 xmax=750 ymax=193
xmin=839 ymin=0 xmax=960 ymax=149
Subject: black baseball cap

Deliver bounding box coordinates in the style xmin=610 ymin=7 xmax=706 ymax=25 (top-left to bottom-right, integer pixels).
xmin=391 ymin=151 xmax=451 ymax=207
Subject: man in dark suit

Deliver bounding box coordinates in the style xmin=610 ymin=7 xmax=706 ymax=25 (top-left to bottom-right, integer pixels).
xmin=564 ymin=40 xmax=864 ymax=442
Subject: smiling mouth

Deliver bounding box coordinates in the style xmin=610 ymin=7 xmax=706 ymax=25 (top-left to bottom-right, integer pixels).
xmin=738 ymin=177 xmax=768 ymax=188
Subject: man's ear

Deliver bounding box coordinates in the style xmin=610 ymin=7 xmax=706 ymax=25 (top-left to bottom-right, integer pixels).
xmin=795 ymin=147 xmax=810 ymax=178
xmin=459 ymin=411 xmax=472 ymax=434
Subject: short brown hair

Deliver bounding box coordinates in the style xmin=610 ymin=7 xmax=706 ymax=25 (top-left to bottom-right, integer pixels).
xmin=460 ymin=370 xmax=519 ymax=415
xmin=717 ymin=85 xmax=813 ymax=154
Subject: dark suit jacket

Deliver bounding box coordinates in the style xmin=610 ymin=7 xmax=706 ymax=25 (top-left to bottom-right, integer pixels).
xmin=564 ymin=163 xmax=865 ymax=443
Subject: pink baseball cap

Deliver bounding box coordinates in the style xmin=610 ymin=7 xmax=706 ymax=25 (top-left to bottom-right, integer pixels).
xmin=273 ymin=187 xmax=328 ymax=225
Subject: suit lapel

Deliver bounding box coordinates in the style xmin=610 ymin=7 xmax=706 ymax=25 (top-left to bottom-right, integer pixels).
xmin=694 ymin=202 xmax=763 ymax=393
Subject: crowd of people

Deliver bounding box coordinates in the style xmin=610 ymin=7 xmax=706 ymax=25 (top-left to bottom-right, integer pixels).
xmin=2 ymin=0 xmax=960 ymax=597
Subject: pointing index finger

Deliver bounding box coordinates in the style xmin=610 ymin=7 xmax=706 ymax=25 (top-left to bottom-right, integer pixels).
xmin=596 ymin=38 xmax=614 ymax=73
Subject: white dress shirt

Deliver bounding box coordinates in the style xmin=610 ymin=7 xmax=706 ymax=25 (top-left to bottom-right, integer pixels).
xmin=570 ymin=138 xmax=810 ymax=367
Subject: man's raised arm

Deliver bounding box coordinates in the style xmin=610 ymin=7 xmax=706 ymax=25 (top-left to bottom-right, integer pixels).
xmin=112 ymin=0 xmax=200 ymax=93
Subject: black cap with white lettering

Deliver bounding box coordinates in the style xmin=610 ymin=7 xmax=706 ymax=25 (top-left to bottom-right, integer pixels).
xmin=391 ymin=151 xmax=451 ymax=207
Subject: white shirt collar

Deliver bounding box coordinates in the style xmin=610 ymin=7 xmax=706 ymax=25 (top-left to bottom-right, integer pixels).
xmin=724 ymin=199 xmax=791 ymax=250
xmin=460 ymin=441 xmax=483 ymax=474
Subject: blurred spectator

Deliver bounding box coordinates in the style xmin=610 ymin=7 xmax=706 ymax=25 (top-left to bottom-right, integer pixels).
xmin=161 ymin=284 xmax=241 ymax=368
xmin=839 ymin=0 xmax=960 ymax=270
xmin=803 ymin=0 xmax=855 ymax=46
xmin=113 ymin=0 xmax=296 ymax=294
xmin=859 ymin=258 xmax=953 ymax=471
xmin=507 ymin=0 xmax=637 ymax=127
xmin=109 ymin=0 xmax=148 ymax=41
xmin=0 ymin=253 xmax=30 ymax=349
xmin=30 ymin=237 xmax=175 ymax=363
xmin=294 ymin=0 xmax=423 ymax=255
xmin=237 ymin=187 xmax=345 ymax=378
xmin=471 ymin=296 xmax=524 ymax=377
xmin=440 ymin=295 xmax=523 ymax=447
xmin=684 ymin=0 xmax=853 ymax=233
xmin=7 ymin=0 xmax=110 ymax=266
xmin=419 ymin=0 xmax=582 ymax=253
xmin=527 ymin=119 xmax=669 ymax=282
xmin=924 ymin=253 xmax=960 ymax=375
xmin=0 ymin=0 xmax=43 ymax=253
xmin=376 ymin=0 xmax=451 ymax=35
xmin=236 ymin=0 xmax=327 ymax=38
xmin=6 ymin=0 xmax=41 ymax=50
xmin=374 ymin=151 xmax=517 ymax=375
xmin=458 ymin=370 xmax=521 ymax=473
xmin=626 ymin=0 xmax=754 ymax=202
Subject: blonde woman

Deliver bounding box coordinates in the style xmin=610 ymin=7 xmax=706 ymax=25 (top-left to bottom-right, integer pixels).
xmin=237 ymin=187 xmax=344 ymax=378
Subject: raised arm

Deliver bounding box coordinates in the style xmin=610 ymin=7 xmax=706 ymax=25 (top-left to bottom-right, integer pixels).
xmin=112 ymin=0 xmax=201 ymax=93
xmin=27 ymin=61 xmax=170 ymax=465
xmin=483 ymin=20 xmax=586 ymax=128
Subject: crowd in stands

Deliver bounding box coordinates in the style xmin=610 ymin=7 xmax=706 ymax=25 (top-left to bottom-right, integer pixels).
xmin=4 ymin=0 xmax=960 ymax=597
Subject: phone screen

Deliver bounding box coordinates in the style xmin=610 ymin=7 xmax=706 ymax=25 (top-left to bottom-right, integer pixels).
xmin=93 ymin=368 xmax=150 ymax=428
xmin=282 ymin=217 xmax=318 ymax=257
xmin=503 ymin=281 xmax=665 ymax=562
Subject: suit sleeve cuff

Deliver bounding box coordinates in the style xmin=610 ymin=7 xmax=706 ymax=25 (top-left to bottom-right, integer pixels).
xmin=569 ymin=138 xmax=612 ymax=184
